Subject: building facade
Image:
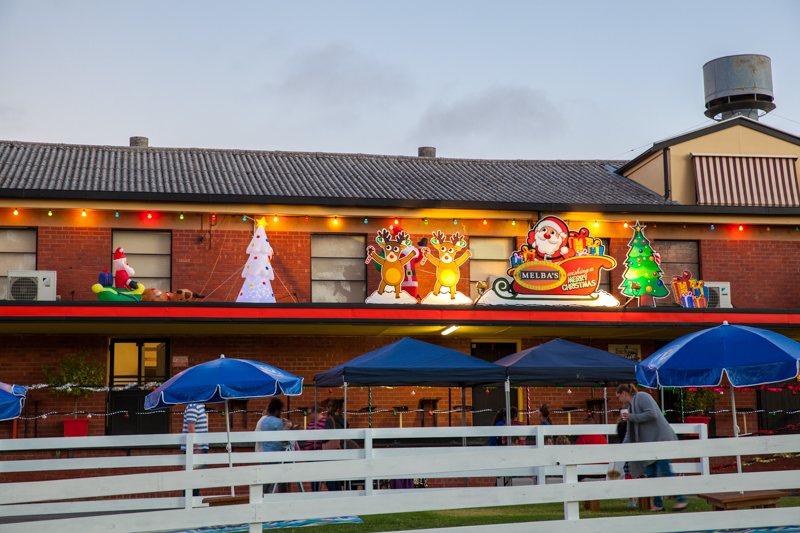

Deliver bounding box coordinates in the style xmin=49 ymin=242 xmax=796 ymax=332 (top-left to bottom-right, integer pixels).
xmin=1 ymin=117 xmax=800 ymax=445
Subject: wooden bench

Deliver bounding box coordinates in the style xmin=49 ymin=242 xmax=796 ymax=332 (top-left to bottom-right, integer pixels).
xmin=697 ymin=490 xmax=786 ymax=511
xmin=202 ymin=495 xmax=250 ymax=507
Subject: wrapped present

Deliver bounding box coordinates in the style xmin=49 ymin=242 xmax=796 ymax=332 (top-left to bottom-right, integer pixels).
xmin=588 ymin=244 xmax=605 ymax=256
xmin=672 ymin=281 xmax=690 ymax=305
xmin=695 ymin=296 xmax=708 ymax=309
xmin=569 ymin=236 xmax=589 ymax=253
xmin=692 ymin=284 xmax=708 ymax=299
xmin=681 ymin=293 xmax=695 ymax=308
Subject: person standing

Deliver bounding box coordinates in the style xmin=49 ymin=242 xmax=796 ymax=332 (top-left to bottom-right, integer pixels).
xmin=304 ymin=405 xmax=328 ymax=492
xmin=182 ymin=403 xmax=209 ymax=497
xmin=256 ymin=398 xmax=287 ymax=494
xmin=617 ymin=383 xmax=688 ymax=512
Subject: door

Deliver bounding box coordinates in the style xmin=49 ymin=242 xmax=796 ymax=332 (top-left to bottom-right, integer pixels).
xmin=470 ymin=342 xmax=518 ymax=426
xmin=107 ymin=340 xmax=171 ymax=435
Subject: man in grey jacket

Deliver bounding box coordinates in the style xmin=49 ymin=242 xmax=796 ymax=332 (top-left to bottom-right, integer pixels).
xmin=618 ymin=383 xmax=688 ymax=512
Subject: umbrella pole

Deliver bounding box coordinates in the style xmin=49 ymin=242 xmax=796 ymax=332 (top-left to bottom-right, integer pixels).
xmin=369 ymin=386 xmax=372 ymax=428
xmin=224 ymin=399 xmax=234 ymax=497
xmin=603 ymin=387 xmax=608 ymax=425
xmin=461 ymin=386 xmax=467 ymax=487
xmin=344 ymin=383 xmax=348 ymax=429
xmin=504 ymin=379 xmax=511 ymax=444
xmin=314 ymin=386 xmax=318 ymax=417
xmin=730 ymin=384 xmax=742 ymax=476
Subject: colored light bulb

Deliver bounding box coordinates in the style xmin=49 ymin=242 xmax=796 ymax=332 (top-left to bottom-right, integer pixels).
xmin=739 ymin=225 xmax=743 ymax=231
xmin=180 ymin=212 xmax=184 ymax=220
xmin=394 ymin=218 xmax=399 ymax=224
xmin=13 ymin=208 xmax=18 ymax=215
xmin=364 ymin=218 xmax=368 ymax=223
xmin=334 ymin=216 xmax=338 ymax=224
xmin=483 ymin=219 xmax=487 ymax=225
xmin=82 ymin=209 xmax=86 ymax=217
xmin=623 ymin=222 xmax=628 ymax=228
xmin=211 ymin=214 xmax=216 ymax=221
xmin=511 ymin=219 xmax=516 ymax=225
xmin=304 ymin=216 xmax=308 ymax=222
xmin=710 ymin=225 xmax=715 ymax=230
xmin=115 ymin=211 xmax=119 ymax=218
xmin=453 ymin=219 xmax=457 ymax=225
xmin=243 ymin=215 xmax=247 ymax=221
xmin=594 ymin=221 xmax=599 ymax=228
xmin=273 ymin=216 xmax=278 ymax=222
xmin=424 ymin=218 xmax=428 ymax=225
xmin=148 ymin=211 xmax=152 ymax=219
xmin=48 ymin=210 xmax=52 ymax=216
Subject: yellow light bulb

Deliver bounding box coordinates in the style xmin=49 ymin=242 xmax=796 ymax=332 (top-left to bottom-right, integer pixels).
xmin=334 ymin=216 xmax=338 ymax=224
xmin=594 ymin=221 xmax=599 ymax=228
xmin=82 ymin=209 xmax=86 ymax=217
xmin=13 ymin=209 xmax=18 ymax=215
xmin=273 ymin=216 xmax=278 ymax=222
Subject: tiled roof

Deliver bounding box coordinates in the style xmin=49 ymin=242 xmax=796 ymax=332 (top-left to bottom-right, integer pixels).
xmin=0 ymin=140 xmax=673 ymax=207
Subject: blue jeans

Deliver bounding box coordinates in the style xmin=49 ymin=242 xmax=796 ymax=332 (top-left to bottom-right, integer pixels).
xmin=644 ymin=459 xmax=687 ymax=508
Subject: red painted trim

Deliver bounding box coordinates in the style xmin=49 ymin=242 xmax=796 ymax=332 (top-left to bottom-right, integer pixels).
xmin=0 ymin=304 xmax=799 ymax=327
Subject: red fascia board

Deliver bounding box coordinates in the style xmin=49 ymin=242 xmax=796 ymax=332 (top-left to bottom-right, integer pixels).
xmin=1 ymin=304 xmax=800 ymax=327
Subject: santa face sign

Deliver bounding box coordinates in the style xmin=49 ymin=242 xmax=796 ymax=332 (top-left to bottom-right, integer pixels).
xmin=478 ymin=215 xmax=619 ymax=307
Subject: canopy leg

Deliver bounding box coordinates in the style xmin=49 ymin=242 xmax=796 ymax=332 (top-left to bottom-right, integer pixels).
xmin=343 ymin=383 xmax=348 ymax=429
xmin=225 ymin=399 xmax=234 ymax=497
xmin=368 ymin=386 xmax=372 ymax=429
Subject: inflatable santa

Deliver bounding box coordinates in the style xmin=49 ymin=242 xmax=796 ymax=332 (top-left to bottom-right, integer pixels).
xmin=112 ymin=247 xmax=138 ymax=290
xmin=527 ymin=216 xmax=575 ymax=263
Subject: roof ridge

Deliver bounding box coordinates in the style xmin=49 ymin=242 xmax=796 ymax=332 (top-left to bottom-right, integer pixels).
xmin=0 ymin=139 xmax=627 ymax=166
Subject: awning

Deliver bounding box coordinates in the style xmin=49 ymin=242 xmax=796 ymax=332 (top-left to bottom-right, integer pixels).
xmin=692 ymin=153 xmax=800 ymax=207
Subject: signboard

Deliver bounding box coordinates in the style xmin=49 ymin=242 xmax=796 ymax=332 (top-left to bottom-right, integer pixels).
xmin=609 ymin=344 xmax=641 ymax=361
xmin=172 ymin=356 xmax=189 ymax=368
xmin=478 ymin=216 xmax=618 ymax=307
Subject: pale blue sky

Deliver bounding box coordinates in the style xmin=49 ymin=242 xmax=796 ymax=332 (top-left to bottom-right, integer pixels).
xmin=1 ymin=1 xmax=798 ymax=161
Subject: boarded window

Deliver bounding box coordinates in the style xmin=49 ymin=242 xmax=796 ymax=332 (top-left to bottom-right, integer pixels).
xmin=652 ymin=240 xmax=700 ymax=307
xmin=0 ymin=229 xmax=37 ymax=300
xmin=311 ymin=235 xmax=366 ymax=303
xmin=469 ymin=237 xmax=514 ymax=300
xmin=112 ymin=231 xmax=172 ymax=291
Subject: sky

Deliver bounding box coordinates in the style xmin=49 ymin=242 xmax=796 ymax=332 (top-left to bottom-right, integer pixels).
xmin=1 ymin=1 xmax=799 ymax=161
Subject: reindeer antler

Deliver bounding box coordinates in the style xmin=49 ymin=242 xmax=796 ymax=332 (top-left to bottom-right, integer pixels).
xmin=432 ymin=230 xmax=445 ymax=244
xmin=451 ymin=232 xmax=462 ymax=243
xmin=395 ymin=230 xmax=410 ymax=245
xmin=377 ymin=229 xmax=392 ymax=243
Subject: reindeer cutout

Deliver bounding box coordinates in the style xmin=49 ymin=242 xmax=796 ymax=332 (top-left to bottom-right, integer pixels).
xmin=421 ymin=231 xmax=471 ymax=299
xmin=366 ymin=229 xmax=418 ymax=298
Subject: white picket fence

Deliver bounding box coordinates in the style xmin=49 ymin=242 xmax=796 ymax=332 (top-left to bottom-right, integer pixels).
xmin=0 ymin=424 xmax=798 ymax=533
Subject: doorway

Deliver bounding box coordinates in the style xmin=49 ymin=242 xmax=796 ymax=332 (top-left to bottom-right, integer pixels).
xmin=107 ymin=340 xmax=171 ymax=435
xmin=470 ymin=342 xmax=518 ymax=426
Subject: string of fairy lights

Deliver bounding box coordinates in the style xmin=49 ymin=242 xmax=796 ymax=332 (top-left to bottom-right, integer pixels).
xmin=7 ymin=208 xmax=800 ymax=232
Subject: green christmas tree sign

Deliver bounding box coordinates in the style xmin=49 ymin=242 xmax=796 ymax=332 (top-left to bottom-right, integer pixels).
xmin=619 ymin=221 xmax=670 ymax=302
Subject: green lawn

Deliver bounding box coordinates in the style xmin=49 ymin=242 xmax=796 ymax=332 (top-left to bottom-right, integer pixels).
xmin=279 ymin=497 xmax=800 ymax=533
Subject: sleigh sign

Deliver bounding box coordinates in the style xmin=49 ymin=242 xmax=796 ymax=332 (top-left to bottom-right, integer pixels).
xmin=479 ymin=216 xmax=619 ymax=307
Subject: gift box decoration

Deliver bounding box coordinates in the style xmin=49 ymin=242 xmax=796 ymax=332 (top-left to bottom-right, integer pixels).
xmin=681 ymin=293 xmax=696 ymax=308
xmin=695 ymin=296 xmax=708 ymax=309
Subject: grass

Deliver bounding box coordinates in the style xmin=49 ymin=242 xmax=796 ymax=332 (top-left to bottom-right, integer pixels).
xmin=279 ymin=497 xmax=800 ymax=533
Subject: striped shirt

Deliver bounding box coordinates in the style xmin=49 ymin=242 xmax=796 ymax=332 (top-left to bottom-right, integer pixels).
xmin=181 ymin=403 xmax=209 ymax=451
xmin=304 ymin=417 xmax=328 ymax=451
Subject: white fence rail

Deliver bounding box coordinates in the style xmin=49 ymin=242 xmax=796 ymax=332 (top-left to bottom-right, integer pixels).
xmin=1 ymin=425 xmax=798 ymax=533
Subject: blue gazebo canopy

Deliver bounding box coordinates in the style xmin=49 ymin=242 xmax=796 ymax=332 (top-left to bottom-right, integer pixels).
xmin=313 ymin=337 xmax=508 ymax=387
xmin=0 ymin=382 xmax=26 ymax=422
xmin=494 ymin=338 xmax=638 ymax=386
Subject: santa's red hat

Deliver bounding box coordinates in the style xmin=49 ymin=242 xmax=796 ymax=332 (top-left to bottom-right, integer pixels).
xmin=534 ymin=216 xmax=569 ymax=236
xmin=113 ymin=247 xmax=126 ymax=261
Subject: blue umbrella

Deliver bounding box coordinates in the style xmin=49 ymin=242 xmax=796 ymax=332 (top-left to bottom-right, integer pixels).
xmin=0 ymin=382 xmax=26 ymax=422
xmin=636 ymin=321 xmax=800 ymax=473
xmin=145 ymin=355 xmax=303 ymax=494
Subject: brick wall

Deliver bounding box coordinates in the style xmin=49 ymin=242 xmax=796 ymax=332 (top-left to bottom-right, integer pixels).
xmin=38 ymin=226 xmax=111 ymax=301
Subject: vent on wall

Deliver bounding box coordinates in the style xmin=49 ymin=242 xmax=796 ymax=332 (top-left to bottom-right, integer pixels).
xmin=704 ymin=281 xmax=732 ymax=308
xmin=6 ymin=271 xmax=57 ymax=301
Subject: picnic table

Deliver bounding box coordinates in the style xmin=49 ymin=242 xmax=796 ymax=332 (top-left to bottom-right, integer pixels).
xmin=697 ymin=490 xmax=786 ymax=511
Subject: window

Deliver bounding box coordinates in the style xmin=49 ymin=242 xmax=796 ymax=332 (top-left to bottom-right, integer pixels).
xmin=311 ymin=234 xmax=366 ymax=303
xmin=107 ymin=340 xmax=171 ymax=435
xmin=112 ymin=231 xmax=171 ymax=290
xmin=469 ymin=237 xmax=515 ymax=300
xmin=0 ymin=228 xmax=37 ymax=300
xmin=652 ymin=240 xmax=700 ymax=307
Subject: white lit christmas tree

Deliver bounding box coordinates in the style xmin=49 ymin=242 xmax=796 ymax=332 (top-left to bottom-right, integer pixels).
xmin=236 ymin=217 xmax=276 ymax=303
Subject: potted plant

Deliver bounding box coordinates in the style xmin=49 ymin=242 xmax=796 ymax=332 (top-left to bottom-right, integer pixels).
xmin=43 ymin=351 xmax=105 ymax=437
xmin=679 ymin=388 xmax=716 ymax=434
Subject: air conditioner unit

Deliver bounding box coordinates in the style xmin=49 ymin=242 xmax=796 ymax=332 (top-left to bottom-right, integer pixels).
xmin=7 ymin=271 xmax=57 ymax=301
xmin=703 ymin=281 xmax=732 ymax=308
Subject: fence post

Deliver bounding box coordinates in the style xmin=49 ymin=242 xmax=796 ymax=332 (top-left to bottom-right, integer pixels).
xmin=364 ymin=429 xmax=374 ymax=496
xmin=535 ymin=425 xmax=546 ymax=485
xmin=563 ymin=464 xmax=579 ymax=520
xmin=249 ymin=483 xmax=263 ymax=533
xmin=699 ymin=423 xmax=710 ymax=476
xmin=184 ymin=432 xmax=194 ymax=510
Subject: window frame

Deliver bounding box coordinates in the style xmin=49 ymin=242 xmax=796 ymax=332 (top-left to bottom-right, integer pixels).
xmin=111 ymin=229 xmax=173 ymax=291
xmin=651 ymin=239 xmax=701 ymax=307
xmin=310 ymin=233 xmax=368 ymax=303
xmin=0 ymin=227 xmax=38 ymax=300
xmin=468 ymin=236 xmax=515 ymax=300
